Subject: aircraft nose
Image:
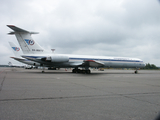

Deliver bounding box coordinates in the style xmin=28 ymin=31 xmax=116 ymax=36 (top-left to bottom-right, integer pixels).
xmin=142 ymin=62 xmax=146 ymax=67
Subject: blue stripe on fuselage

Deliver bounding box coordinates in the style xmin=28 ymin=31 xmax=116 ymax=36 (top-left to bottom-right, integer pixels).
xmin=23 ymin=56 xmax=45 ymax=59
xmin=69 ymin=58 xmax=142 ymax=62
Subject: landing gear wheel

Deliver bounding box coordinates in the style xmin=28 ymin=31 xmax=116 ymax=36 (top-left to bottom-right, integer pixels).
xmin=85 ymin=70 xmax=91 ymax=74
xmin=77 ymin=69 xmax=81 ymax=73
xmin=72 ymin=69 xmax=76 ymax=73
xmin=72 ymin=68 xmax=91 ymax=74
xmin=135 ymin=70 xmax=138 ymax=74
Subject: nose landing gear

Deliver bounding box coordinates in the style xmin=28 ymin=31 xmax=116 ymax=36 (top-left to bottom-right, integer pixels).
xmin=134 ymin=70 xmax=138 ymax=74
xmin=134 ymin=68 xmax=138 ymax=74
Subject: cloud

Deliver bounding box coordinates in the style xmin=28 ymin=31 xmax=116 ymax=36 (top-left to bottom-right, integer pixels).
xmin=0 ymin=0 xmax=160 ymax=66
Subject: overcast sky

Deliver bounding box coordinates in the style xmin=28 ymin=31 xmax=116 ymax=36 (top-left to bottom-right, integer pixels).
xmin=0 ymin=0 xmax=160 ymax=66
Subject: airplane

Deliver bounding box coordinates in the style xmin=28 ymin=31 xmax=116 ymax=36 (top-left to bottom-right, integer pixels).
xmin=8 ymin=42 xmax=41 ymax=67
xmin=7 ymin=25 xmax=145 ymax=74
xmin=8 ymin=62 xmax=24 ymax=68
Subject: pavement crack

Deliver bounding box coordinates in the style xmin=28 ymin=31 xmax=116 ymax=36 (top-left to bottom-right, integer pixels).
xmin=126 ymin=95 xmax=160 ymax=106
xmin=0 ymin=72 xmax=7 ymax=92
xmin=0 ymin=93 xmax=130 ymax=102
xmin=1 ymin=92 xmax=160 ymax=103
xmin=119 ymin=92 xmax=160 ymax=106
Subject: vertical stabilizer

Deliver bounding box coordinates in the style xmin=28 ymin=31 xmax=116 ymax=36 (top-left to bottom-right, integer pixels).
xmin=8 ymin=42 xmax=22 ymax=57
xmin=7 ymin=25 xmax=50 ymax=54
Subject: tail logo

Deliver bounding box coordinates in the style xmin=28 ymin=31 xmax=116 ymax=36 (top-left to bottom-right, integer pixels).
xmin=12 ymin=47 xmax=20 ymax=51
xmin=25 ymin=39 xmax=35 ymax=45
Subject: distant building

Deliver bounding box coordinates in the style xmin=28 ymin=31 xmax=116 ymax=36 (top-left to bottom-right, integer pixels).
xmin=0 ymin=65 xmax=9 ymax=67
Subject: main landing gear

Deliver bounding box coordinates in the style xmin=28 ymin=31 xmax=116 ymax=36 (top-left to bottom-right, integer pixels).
xmin=42 ymin=64 xmax=45 ymax=73
xmin=72 ymin=68 xmax=91 ymax=74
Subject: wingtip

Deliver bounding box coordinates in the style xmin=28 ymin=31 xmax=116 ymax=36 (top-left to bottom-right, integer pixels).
xmin=7 ymin=25 xmax=15 ymax=27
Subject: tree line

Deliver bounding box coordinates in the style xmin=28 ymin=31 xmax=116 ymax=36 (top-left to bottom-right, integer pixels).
xmin=143 ymin=63 xmax=159 ymax=69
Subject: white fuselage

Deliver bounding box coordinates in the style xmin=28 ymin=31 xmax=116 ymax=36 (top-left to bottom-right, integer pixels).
xmin=22 ymin=53 xmax=145 ymax=68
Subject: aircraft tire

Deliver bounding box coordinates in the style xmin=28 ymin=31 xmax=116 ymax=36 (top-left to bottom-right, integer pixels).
xmin=135 ymin=70 xmax=138 ymax=74
xmin=76 ymin=69 xmax=79 ymax=73
xmin=86 ymin=70 xmax=91 ymax=74
xmin=82 ymin=70 xmax=85 ymax=74
xmin=72 ymin=69 xmax=76 ymax=73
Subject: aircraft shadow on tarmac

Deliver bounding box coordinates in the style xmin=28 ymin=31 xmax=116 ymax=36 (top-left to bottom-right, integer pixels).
xmin=23 ymin=71 xmax=141 ymax=75
xmin=10 ymin=68 xmax=159 ymax=75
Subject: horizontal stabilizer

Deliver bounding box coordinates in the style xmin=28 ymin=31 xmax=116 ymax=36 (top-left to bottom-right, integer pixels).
xmin=7 ymin=25 xmax=39 ymax=35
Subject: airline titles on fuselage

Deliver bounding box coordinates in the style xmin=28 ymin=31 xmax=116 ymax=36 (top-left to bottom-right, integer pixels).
xmin=32 ymin=49 xmax=44 ymax=52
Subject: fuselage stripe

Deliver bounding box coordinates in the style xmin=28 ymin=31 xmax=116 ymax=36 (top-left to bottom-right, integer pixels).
xmin=69 ymin=58 xmax=142 ymax=63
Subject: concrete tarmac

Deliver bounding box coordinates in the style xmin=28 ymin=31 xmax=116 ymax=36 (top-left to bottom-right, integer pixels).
xmin=0 ymin=67 xmax=160 ymax=120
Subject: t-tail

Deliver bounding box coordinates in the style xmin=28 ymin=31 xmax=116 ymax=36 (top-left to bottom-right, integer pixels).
xmin=8 ymin=42 xmax=22 ymax=57
xmin=7 ymin=25 xmax=50 ymax=54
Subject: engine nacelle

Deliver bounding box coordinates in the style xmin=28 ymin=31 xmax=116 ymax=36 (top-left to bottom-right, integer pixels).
xmin=43 ymin=55 xmax=69 ymax=62
xmin=33 ymin=63 xmax=40 ymax=66
xmin=51 ymin=55 xmax=69 ymax=62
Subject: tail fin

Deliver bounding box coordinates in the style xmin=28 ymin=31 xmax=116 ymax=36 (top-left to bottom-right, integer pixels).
xmin=8 ymin=42 xmax=22 ymax=57
xmin=7 ymin=25 xmax=50 ymax=54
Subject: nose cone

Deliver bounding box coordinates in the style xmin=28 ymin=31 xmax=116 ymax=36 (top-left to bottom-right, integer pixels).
xmin=142 ymin=62 xmax=146 ymax=68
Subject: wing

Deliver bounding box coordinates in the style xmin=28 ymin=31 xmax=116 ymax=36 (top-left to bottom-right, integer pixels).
xmin=10 ymin=57 xmax=25 ymax=61
xmin=22 ymin=55 xmax=105 ymax=68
